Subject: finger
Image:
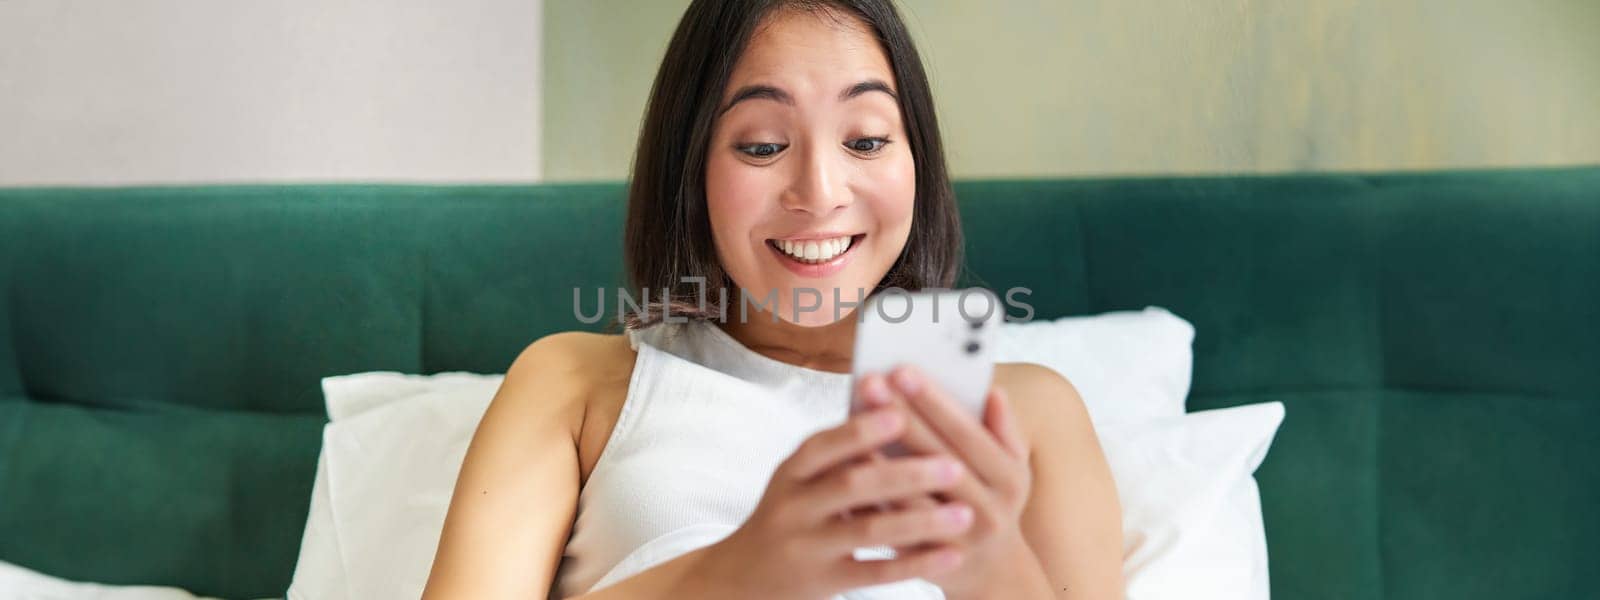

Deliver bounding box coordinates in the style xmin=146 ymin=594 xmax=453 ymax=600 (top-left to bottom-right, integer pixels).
xmin=891 ymin=364 xmax=1016 ymax=488
xmin=861 ymin=449 xmax=893 ymax=514
xmin=840 ymin=450 xmax=891 ymax=520
xmin=802 ymin=455 xmax=964 ymax=519
xmin=832 ymin=375 xmax=927 ymax=518
xmin=870 ymin=377 xmax=1008 ymax=528
xmin=819 ymin=502 xmax=974 ymax=552
xmin=782 ymin=407 xmax=904 ymax=481
xmin=898 ymin=490 xmax=941 ymax=511
xmin=886 ymin=492 xmax=945 ymax=556
xmin=983 ymin=387 xmax=1029 ymax=459
xmin=854 ymin=373 xmax=895 ymax=410
xmin=892 ymin=398 xmax=955 ymax=458
xmin=857 ymin=381 xmax=942 ymax=509
xmin=890 ymin=406 xmax=965 ymax=506
xmin=858 ymin=372 xmax=957 ymax=460
xmin=834 ymin=545 xmax=964 ymax=590
xmin=875 ymin=390 xmax=965 ymax=502
xmin=854 ymin=373 xmax=973 ymax=510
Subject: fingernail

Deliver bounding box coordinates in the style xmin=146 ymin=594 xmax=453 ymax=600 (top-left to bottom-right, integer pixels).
xmin=874 ymin=410 xmax=902 ymax=434
xmin=892 ymin=367 xmax=922 ymax=395
xmin=940 ymin=505 xmax=974 ymax=527
xmin=935 ymin=459 xmax=962 ymax=484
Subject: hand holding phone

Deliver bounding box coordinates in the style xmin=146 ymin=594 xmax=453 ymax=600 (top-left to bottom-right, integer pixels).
xmin=850 ymin=288 xmax=1003 ymax=426
xmin=845 ymin=288 xmax=1039 ymax=596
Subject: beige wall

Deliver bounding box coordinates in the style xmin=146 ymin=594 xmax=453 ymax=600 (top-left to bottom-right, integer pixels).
xmin=542 ymin=0 xmax=1600 ymax=181
xmin=0 ymin=0 xmax=542 ymax=186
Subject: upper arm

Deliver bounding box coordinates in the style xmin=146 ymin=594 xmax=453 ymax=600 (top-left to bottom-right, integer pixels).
xmin=422 ymin=333 xmax=594 ymax=599
xmin=999 ymin=363 xmax=1125 ymax=599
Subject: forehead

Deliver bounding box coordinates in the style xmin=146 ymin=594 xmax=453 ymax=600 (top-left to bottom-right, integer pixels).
xmin=725 ymin=8 xmax=895 ymax=98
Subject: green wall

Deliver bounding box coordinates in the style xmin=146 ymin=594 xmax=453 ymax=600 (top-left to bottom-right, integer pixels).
xmin=543 ymin=0 xmax=1600 ymax=181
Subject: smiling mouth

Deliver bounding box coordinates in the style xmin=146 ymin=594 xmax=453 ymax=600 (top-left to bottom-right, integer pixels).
xmin=765 ymin=234 xmax=865 ymax=264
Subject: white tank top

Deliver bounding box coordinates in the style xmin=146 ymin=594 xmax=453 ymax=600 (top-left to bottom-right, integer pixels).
xmin=552 ymin=320 xmax=944 ymax=599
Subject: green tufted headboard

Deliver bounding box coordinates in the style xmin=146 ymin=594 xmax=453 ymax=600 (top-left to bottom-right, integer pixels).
xmin=2 ymin=168 xmax=1596 ymax=598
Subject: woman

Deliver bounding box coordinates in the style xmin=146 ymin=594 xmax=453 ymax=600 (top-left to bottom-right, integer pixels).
xmin=422 ymin=1 xmax=1122 ymax=598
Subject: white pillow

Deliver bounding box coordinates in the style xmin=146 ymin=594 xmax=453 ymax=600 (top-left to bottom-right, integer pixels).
xmin=288 ymin=372 xmax=503 ymax=600
xmin=0 ymin=560 xmax=248 ymax=600
xmin=994 ymin=306 xmax=1195 ymax=425
xmin=1099 ymin=402 xmax=1284 ymax=600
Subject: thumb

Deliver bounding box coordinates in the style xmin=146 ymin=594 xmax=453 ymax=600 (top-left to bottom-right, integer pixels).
xmin=983 ymin=387 xmax=1028 ymax=459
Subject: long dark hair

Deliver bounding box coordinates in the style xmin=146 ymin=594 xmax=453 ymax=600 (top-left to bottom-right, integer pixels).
xmin=622 ymin=0 xmax=962 ymax=329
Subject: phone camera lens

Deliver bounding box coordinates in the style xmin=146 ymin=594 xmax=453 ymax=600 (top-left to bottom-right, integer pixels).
xmin=965 ymin=341 xmax=981 ymax=354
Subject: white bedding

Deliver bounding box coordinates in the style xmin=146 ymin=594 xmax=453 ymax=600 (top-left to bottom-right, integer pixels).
xmin=0 ymin=560 xmax=275 ymax=600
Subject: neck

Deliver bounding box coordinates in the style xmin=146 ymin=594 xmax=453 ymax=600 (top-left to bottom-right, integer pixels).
xmin=716 ymin=305 xmax=857 ymax=374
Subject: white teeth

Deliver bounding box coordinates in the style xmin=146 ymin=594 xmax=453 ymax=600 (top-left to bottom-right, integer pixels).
xmin=774 ymin=235 xmax=854 ymax=263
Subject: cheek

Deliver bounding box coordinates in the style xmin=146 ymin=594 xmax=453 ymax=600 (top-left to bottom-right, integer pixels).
xmin=863 ymin=154 xmax=917 ymax=255
xmin=705 ymin=154 xmax=775 ymax=277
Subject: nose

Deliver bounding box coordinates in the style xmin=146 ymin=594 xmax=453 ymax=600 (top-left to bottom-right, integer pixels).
xmin=779 ymin=141 xmax=851 ymax=216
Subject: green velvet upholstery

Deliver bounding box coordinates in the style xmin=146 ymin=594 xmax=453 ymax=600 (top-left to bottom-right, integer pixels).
xmin=1 ymin=168 xmax=1596 ymax=598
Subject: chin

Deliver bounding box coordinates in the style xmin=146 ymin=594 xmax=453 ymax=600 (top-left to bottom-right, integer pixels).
xmin=734 ymin=281 xmax=869 ymax=327
xmin=783 ymin=299 xmax=857 ymax=328
xmin=811 ymin=281 xmax=876 ymax=326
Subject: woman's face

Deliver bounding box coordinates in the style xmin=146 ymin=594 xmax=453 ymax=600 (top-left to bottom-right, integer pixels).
xmin=705 ymin=8 xmax=916 ymax=328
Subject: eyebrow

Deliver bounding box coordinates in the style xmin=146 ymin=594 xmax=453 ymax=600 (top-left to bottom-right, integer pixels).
xmin=717 ymin=78 xmax=898 ymax=116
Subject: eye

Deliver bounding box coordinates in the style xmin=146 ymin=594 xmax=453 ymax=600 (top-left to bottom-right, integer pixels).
xmin=736 ymin=142 xmax=787 ymax=158
xmin=845 ymin=137 xmax=890 ymax=155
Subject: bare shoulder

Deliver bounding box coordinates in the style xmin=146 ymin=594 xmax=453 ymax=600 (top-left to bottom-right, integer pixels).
xmin=507 ymin=330 xmax=636 ymax=385
xmin=993 ymin=362 xmax=1081 ymax=404
xmin=507 ymin=329 xmax=635 ymax=386
xmin=424 ymin=331 xmax=635 ymax=598
xmin=497 ymin=330 xmax=637 ymax=432
xmin=991 ymin=362 xmax=1092 ymax=447
xmin=501 ymin=331 xmax=637 ymax=484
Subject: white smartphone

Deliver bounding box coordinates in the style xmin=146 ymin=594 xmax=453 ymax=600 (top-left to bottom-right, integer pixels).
xmin=850 ymin=288 xmax=1004 ymax=423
